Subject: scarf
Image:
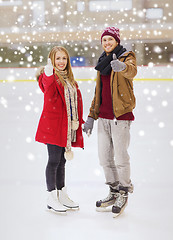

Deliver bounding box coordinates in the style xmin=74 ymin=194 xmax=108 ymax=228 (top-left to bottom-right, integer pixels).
xmin=95 ymin=45 xmax=127 ymax=75
xmin=56 ymin=69 xmax=79 ymax=160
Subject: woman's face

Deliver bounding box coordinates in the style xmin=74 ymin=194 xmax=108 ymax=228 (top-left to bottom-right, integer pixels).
xmin=54 ymin=50 xmax=68 ymax=71
xmin=102 ymin=35 xmax=118 ymax=54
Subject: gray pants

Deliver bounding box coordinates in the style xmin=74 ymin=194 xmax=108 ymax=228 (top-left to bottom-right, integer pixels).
xmin=98 ymin=118 xmax=133 ymax=193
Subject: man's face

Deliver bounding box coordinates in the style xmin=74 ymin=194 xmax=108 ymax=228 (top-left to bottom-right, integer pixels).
xmin=102 ymin=35 xmax=118 ymax=54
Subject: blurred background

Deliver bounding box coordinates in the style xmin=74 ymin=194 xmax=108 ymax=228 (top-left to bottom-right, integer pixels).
xmin=0 ymin=0 xmax=173 ymax=67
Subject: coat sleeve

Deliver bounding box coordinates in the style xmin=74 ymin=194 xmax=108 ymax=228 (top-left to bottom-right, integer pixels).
xmin=120 ymin=53 xmax=137 ymax=79
xmin=42 ymin=73 xmax=55 ymax=91
xmin=88 ymin=72 xmax=101 ymax=120
xmin=88 ymin=93 xmax=97 ymax=119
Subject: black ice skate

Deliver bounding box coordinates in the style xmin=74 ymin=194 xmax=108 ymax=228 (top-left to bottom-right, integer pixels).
xmin=112 ymin=190 xmax=128 ymax=217
xmin=96 ymin=188 xmax=118 ymax=211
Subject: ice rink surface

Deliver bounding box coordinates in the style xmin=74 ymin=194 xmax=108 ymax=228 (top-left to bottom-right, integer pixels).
xmin=0 ymin=74 xmax=173 ymax=240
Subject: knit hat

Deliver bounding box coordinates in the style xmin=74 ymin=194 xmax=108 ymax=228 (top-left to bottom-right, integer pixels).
xmin=101 ymin=27 xmax=120 ymax=44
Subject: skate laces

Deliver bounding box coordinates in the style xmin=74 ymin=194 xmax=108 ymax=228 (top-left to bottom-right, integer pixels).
xmin=101 ymin=192 xmax=114 ymax=202
xmin=115 ymin=193 xmax=128 ymax=208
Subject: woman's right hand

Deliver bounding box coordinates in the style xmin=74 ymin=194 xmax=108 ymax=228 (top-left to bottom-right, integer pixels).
xmin=44 ymin=58 xmax=53 ymax=76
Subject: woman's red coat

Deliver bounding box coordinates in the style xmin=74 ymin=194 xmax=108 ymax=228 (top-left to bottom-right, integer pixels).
xmin=35 ymin=73 xmax=84 ymax=149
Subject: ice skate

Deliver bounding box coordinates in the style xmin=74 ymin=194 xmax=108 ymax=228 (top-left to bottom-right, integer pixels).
xmin=59 ymin=187 xmax=79 ymax=210
xmin=47 ymin=190 xmax=67 ymax=214
xmin=96 ymin=188 xmax=118 ymax=212
xmin=112 ymin=190 xmax=128 ymax=217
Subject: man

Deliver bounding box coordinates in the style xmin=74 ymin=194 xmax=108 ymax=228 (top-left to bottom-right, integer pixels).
xmin=83 ymin=27 xmax=137 ymax=216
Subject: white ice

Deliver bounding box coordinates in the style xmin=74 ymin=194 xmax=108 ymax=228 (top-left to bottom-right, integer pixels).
xmin=0 ymin=72 xmax=173 ymax=240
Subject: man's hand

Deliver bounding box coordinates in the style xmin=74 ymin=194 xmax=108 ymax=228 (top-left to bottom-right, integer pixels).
xmin=110 ymin=53 xmax=126 ymax=72
xmin=83 ymin=117 xmax=94 ymax=137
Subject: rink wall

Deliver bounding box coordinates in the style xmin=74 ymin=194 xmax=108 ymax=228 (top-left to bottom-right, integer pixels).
xmin=0 ymin=65 xmax=173 ymax=82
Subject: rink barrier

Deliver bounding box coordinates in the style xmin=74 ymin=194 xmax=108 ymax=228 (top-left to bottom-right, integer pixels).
xmin=0 ymin=78 xmax=173 ymax=82
xmin=0 ymin=66 xmax=173 ymax=82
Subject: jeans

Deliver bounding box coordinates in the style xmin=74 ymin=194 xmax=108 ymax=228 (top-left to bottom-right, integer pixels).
xmin=46 ymin=144 xmax=66 ymax=191
xmin=97 ymin=118 xmax=133 ymax=193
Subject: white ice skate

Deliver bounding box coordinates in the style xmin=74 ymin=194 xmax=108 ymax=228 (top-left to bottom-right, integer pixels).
xmin=47 ymin=190 xmax=67 ymax=214
xmin=58 ymin=187 xmax=79 ymax=210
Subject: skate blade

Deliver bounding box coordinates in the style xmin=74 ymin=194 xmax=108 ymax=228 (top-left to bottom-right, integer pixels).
xmin=64 ymin=205 xmax=80 ymax=211
xmin=113 ymin=203 xmax=127 ymax=218
xmin=47 ymin=206 xmax=67 ymax=215
xmin=113 ymin=212 xmax=122 ymax=218
xmin=96 ymin=206 xmax=112 ymax=212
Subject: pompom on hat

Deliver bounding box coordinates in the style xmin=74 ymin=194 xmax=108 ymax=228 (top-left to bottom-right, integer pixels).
xmin=101 ymin=27 xmax=120 ymax=44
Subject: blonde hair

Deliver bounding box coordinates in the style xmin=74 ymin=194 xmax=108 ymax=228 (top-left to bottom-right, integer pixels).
xmin=48 ymin=46 xmax=76 ymax=87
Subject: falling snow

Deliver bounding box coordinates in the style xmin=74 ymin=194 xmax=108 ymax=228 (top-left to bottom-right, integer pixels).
xmin=0 ymin=1 xmax=173 ymax=240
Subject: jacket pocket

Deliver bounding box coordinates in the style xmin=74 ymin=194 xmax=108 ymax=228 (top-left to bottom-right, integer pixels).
xmin=118 ymin=83 xmax=135 ymax=108
xmin=40 ymin=112 xmax=59 ymax=135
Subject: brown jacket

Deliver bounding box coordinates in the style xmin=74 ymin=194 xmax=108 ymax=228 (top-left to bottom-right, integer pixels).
xmin=89 ymin=51 xmax=137 ymax=119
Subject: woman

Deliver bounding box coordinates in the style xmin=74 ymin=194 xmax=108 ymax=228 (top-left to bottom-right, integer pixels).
xmin=83 ymin=27 xmax=137 ymax=217
xmin=35 ymin=46 xmax=84 ymax=213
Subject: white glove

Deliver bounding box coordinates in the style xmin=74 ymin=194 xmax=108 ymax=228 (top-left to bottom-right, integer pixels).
xmin=110 ymin=54 xmax=126 ymax=72
xmin=44 ymin=58 xmax=53 ymax=76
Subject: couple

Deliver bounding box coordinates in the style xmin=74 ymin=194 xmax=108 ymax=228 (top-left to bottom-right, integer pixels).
xmin=35 ymin=27 xmax=137 ymax=217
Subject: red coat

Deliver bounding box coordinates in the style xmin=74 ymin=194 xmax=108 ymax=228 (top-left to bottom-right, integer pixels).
xmin=35 ymin=73 xmax=84 ymax=149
